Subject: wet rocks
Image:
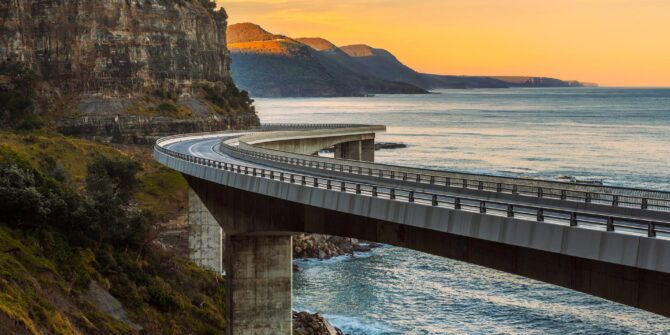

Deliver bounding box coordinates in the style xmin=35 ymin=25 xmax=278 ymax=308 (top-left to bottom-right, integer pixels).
xmin=293 ymin=234 xmax=380 ymax=260
xmin=353 ymin=241 xmax=382 ymax=252
xmin=293 ymin=311 xmax=348 ymax=335
xmin=374 ymin=142 xmax=407 ymax=150
xmin=293 ymin=234 xmax=354 ymax=260
xmin=320 ymin=142 xmax=407 ymax=154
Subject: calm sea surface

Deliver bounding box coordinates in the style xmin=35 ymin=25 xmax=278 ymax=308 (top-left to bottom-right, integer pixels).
xmin=255 ymin=88 xmax=670 ymax=334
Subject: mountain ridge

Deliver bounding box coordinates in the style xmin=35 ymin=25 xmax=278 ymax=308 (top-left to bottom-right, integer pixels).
xmin=228 ymin=23 xmax=594 ymax=96
xmin=228 ymin=23 xmax=428 ymax=97
xmin=295 ymin=37 xmax=339 ymax=52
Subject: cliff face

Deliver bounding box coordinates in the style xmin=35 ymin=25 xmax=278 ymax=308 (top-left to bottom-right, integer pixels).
xmin=2 ymin=0 xmax=231 ymax=97
xmin=0 ymin=0 xmax=259 ymax=142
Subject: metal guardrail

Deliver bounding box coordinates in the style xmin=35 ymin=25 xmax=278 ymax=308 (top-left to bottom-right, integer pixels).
xmin=229 ymin=128 xmax=670 ymax=212
xmin=155 ymin=138 xmax=670 ymax=239
xmin=258 ymin=123 xmax=371 ymax=130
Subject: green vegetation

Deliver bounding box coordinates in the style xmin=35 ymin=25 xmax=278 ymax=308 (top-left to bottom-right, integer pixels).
xmin=0 ymin=62 xmax=44 ymax=131
xmin=0 ymin=133 xmax=226 ymax=334
xmin=123 ymin=100 xmax=196 ymax=119
xmin=196 ymin=0 xmax=217 ymax=11
xmin=127 ymin=84 xmax=256 ymax=121
xmin=0 ymin=225 xmax=134 ymax=335
xmin=198 ymin=83 xmax=255 ymax=113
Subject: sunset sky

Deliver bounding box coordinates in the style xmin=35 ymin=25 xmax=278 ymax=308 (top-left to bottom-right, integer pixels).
xmin=218 ymin=0 xmax=670 ymax=87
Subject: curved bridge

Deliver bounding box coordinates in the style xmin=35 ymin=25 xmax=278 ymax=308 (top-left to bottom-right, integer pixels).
xmin=154 ymin=124 xmax=670 ymax=334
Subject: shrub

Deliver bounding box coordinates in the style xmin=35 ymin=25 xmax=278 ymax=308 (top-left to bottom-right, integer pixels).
xmin=86 ymin=155 xmax=141 ymax=203
xmin=156 ymin=102 xmax=179 ymax=115
xmin=15 ymin=114 xmax=44 ymax=131
xmin=198 ymin=82 xmax=255 ymax=113
xmin=147 ymin=277 xmax=185 ymax=312
xmin=0 ymin=61 xmax=39 ymax=130
xmin=0 ymin=149 xmax=64 ymax=230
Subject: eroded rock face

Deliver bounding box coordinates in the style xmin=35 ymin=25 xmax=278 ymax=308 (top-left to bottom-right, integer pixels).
xmin=84 ymin=281 xmax=142 ymax=331
xmin=0 ymin=0 xmax=259 ymax=141
xmin=2 ymin=0 xmax=230 ymax=97
xmin=56 ymin=113 xmax=258 ymax=144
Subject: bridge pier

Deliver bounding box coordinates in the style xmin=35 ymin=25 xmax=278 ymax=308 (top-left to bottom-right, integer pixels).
xmin=188 ymin=187 xmax=223 ymax=273
xmin=225 ymin=235 xmax=293 ymax=335
xmin=187 ymin=179 xmax=294 ymax=334
xmin=334 ymin=139 xmax=375 ymax=162
xmin=334 ymin=141 xmax=361 ymax=160
xmin=361 ymin=139 xmax=375 ymax=162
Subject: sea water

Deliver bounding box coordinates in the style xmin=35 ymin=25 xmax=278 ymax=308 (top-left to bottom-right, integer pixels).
xmin=255 ymin=88 xmax=670 ymax=334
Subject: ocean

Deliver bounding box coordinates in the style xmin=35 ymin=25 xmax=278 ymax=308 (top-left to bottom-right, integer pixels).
xmin=255 ymin=88 xmax=670 ymax=334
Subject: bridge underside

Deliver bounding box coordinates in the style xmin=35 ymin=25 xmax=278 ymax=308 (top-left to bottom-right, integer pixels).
xmin=187 ymin=176 xmax=670 ymax=326
xmin=254 ymin=134 xmax=375 ymax=158
xmin=186 ymin=136 xmax=379 ymax=333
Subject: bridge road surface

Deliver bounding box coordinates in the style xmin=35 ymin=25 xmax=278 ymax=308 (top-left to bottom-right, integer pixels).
xmin=165 ymin=134 xmax=669 ymax=240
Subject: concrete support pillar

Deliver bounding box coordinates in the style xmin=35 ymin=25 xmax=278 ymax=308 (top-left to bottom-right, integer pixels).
xmin=334 ymin=141 xmax=362 ymax=160
xmin=334 ymin=143 xmax=343 ymax=159
xmin=226 ymin=235 xmax=292 ymax=335
xmin=188 ymin=187 xmax=223 ymax=273
xmin=361 ymin=139 xmax=375 ymax=162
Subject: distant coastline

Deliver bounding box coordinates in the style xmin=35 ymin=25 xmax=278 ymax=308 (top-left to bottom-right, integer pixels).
xmin=228 ymin=23 xmax=593 ymax=98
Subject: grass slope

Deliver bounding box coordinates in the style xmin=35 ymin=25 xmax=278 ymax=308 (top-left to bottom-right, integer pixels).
xmin=0 ymin=131 xmax=225 ymax=335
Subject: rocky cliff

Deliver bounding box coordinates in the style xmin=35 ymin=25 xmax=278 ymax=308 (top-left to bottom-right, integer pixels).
xmin=0 ymin=0 xmax=259 ymax=142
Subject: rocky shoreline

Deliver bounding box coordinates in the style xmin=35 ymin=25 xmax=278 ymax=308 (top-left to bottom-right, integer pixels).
xmin=293 ymin=311 xmax=349 ymax=335
xmin=293 ymin=234 xmax=381 ymax=261
xmin=291 ymin=234 xmax=382 ymax=334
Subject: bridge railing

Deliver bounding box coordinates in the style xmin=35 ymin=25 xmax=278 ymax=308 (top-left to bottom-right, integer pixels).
xmin=155 ymin=141 xmax=670 ymax=239
xmin=258 ymin=123 xmax=372 ymax=130
xmin=228 ymin=135 xmax=670 ymax=212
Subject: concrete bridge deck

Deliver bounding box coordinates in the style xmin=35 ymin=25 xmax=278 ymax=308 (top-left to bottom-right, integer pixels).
xmin=154 ymin=124 xmax=670 ymax=333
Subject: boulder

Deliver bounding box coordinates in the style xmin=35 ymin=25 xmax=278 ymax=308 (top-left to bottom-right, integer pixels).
xmin=292 ymin=311 xmax=347 ymax=335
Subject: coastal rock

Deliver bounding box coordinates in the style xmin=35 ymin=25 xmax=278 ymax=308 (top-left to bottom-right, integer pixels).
xmin=293 ymin=311 xmax=348 ymax=335
xmin=293 ymin=234 xmax=352 ymax=259
xmin=84 ymin=281 xmax=143 ymax=331
xmin=375 ymin=142 xmax=408 ymax=150
xmin=293 ymin=234 xmax=380 ymax=259
xmin=321 ymin=142 xmax=407 ymax=154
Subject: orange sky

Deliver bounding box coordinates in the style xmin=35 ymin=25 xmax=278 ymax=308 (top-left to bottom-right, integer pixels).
xmin=218 ymin=0 xmax=670 ymax=87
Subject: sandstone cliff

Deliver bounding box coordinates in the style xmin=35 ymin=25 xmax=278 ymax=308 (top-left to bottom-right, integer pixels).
xmin=0 ymin=0 xmax=259 ymax=142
